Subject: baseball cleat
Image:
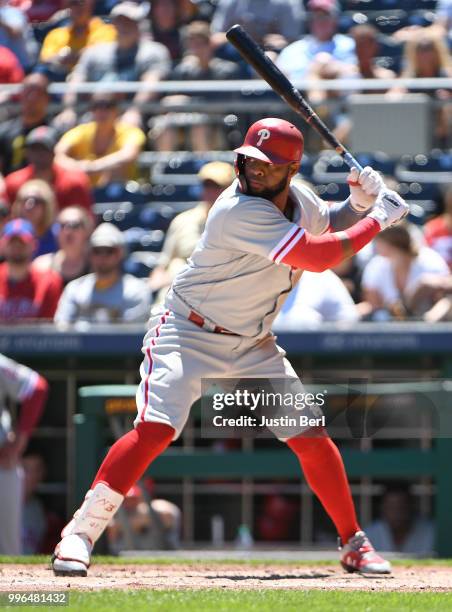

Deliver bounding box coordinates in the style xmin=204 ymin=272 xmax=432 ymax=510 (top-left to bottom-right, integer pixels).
xmin=340 ymin=530 xmax=392 ymax=574
xmin=52 ymin=533 xmax=92 ymax=577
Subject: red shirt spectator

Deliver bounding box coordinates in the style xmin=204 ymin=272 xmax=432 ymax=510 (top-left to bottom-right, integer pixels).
xmin=9 ymin=0 xmax=63 ymax=22
xmin=6 ymin=164 xmax=93 ymax=213
xmin=5 ymin=126 xmax=93 ymax=213
xmin=424 ymin=216 xmax=452 ymax=270
xmin=0 ymin=219 xmax=62 ymax=321
xmin=0 ymin=45 xmax=24 ymax=84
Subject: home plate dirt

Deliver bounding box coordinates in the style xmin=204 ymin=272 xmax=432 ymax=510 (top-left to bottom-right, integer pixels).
xmin=1 ymin=564 xmax=452 ymax=591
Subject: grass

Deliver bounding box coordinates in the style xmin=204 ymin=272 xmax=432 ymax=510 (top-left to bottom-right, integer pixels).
xmin=2 ymin=590 xmax=452 ymax=612
xmin=2 ymin=555 xmax=452 ymax=567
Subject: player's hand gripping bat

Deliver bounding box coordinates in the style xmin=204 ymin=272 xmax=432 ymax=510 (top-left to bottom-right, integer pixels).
xmin=226 ymin=24 xmax=363 ymax=172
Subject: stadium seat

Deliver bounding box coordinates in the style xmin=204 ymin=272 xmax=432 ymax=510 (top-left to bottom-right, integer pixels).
xmin=138 ymin=204 xmax=178 ymax=231
xmin=356 ymin=152 xmax=396 ymax=176
xmin=94 ymin=182 xmax=148 ymax=205
xmin=312 ymin=152 xmax=350 ymax=183
xmin=123 ymin=227 xmax=166 ymax=252
xmin=314 ymin=182 xmax=350 ymax=201
xmin=395 ymin=153 xmax=452 ymax=183
xmin=150 ymin=183 xmax=202 ymax=202
xmin=370 ymin=10 xmax=409 ymax=34
xmin=397 ymin=181 xmax=440 ymax=202
xmin=123 ymin=251 xmax=161 ymax=278
xmin=161 ymin=158 xmax=205 ymax=175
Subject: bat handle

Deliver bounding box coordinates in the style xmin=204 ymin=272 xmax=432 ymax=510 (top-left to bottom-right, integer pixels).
xmin=341 ymin=150 xmax=363 ymax=173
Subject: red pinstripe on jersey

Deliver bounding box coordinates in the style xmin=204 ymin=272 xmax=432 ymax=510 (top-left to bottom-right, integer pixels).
xmin=141 ymin=310 xmax=170 ymax=421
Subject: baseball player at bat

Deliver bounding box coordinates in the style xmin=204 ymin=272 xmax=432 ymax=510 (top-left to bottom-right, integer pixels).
xmin=52 ymin=118 xmax=408 ymax=577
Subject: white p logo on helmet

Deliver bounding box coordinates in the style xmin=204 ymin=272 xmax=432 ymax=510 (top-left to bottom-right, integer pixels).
xmin=256 ymin=128 xmax=270 ymax=147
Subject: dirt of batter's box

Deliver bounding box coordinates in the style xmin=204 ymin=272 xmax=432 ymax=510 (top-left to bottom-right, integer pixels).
xmin=1 ymin=563 xmax=452 ymax=592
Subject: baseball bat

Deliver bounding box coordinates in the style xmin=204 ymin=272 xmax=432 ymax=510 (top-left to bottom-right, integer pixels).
xmin=226 ymin=24 xmax=363 ymax=172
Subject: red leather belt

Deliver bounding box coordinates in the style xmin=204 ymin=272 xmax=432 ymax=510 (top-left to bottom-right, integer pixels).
xmin=188 ymin=310 xmax=237 ymax=335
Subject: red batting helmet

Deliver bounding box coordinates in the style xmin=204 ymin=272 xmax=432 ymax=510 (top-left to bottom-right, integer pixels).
xmin=234 ymin=118 xmax=304 ymax=165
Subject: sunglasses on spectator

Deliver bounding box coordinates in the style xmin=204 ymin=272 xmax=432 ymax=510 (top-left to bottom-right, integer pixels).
xmin=59 ymin=220 xmax=84 ymax=230
xmin=91 ymin=247 xmax=118 ymax=256
xmin=91 ymin=100 xmax=117 ymax=110
xmin=20 ymin=196 xmax=46 ymax=209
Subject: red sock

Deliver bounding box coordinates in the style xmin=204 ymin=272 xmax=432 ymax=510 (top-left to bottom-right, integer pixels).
xmin=287 ymin=427 xmax=360 ymax=544
xmin=92 ymin=422 xmax=175 ymax=495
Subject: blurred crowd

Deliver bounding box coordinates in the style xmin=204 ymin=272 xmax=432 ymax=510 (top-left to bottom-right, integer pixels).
xmin=0 ymin=0 xmax=450 ymax=326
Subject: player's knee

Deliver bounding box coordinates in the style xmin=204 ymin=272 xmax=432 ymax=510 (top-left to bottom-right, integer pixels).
xmin=135 ymin=421 xmax=175 ymax=446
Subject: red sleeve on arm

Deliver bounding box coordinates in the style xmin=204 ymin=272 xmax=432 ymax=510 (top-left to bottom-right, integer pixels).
xmin=17 ymin=375 xmax=48 ymax=436
xmin=280 ymin=217 xmax=380 ymax=272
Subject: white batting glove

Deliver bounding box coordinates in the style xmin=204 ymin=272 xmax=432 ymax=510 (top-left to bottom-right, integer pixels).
xmin=347 ymin=166 xmax=384 ymax=212
xmin=368 ymin=189 xmax=410 ymax=230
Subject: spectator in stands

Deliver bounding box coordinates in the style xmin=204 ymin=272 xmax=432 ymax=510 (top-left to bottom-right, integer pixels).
xmin=364 ymin=486 xmax=434 ymax=556
xmin=62 ymin=1 xmax=171 ymax=128
xmin=361 ymin=222 xmax=450 ymax=320
xmin=273 ymin=269 xmax=359 ymax=330
xmin=0 ymin=219 xmax=62 ymax=321
xmin=277 ymin=0 xmax=356 ymax=81
xmin=149 ymin=0 xmax=184 ymax=62
xmin=10 ymin=0 xmax=63 ymax=23
xmin=21 ymin=453 xmax=47 ymax=554
xmin=389 ymin=34 xmax=451 ymax=146
xmin=0 ymin=44 xmax=24 ymax=107
xmin=0 ymin=196 xmax=9 ymax=241
xmin=11 ymin=179 xmax=58 ymax=258
xmin=425 ymin=184 xmax=452 ymax=270
xmin=5 ymin=126 xmax=93 ymax=214
xmin=33 ymin=205 xmax=93 ymax=285
xmin=435 ymin=0 xmax=452 ymax=37
xmin=39 ymin=0 xmax=116 ymax=77
xmin=149 ymin=161 xmax=235 ymax=301
xmin=54 ymin=222 xmax=151 ymax=324
xmin=55 ymin=93 xmax=146 ymax=188
xmin=0 ymin=0 xmax=37 ymax=70
xmin=350 ymin=24 xmax=396 ymax=89
xmin=210 ymin=0 xmax=304 ymax=54
xmin=305 ymin=52 xmax=352 ymax=151
xmin=0 ymin=73 xmax=52 ymax=176
xmin=151 ymin=21 xmax=244 ymax=152
xmin=0 ymin=355 xmax=48 ymax=554
xmin=106 ymin=482 xmax=181 ymax=553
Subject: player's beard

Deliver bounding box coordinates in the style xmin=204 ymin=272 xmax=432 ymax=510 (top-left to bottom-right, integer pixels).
xmin=246 ymin=170 xmax=290 ymax=201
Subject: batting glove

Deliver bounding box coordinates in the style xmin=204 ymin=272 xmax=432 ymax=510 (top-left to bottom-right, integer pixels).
xmin=347 ymin=166 xmax=384 ymax=212
xmin=368 ymin=189 xmax=410 ymax=230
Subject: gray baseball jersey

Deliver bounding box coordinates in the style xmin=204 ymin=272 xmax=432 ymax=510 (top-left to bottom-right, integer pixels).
xmin=167 ymin=178 xmax=330 ymax=338
xmin=0 ymin=354 xmax=39 ymax=445
xmin=0 ymin=354 xmax=39 ymax=555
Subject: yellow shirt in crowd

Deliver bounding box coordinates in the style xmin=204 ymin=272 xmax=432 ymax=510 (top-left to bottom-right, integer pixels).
xmin=40 ymin=17 xmax=116 ymax=67
xmin=58 ymin=121 xmax=146 ymax=187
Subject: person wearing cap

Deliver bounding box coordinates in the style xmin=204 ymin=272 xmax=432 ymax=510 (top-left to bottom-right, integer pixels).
xmin=0 ymin=73 xmax=53 ymax=177
xmin=0 ymin=218 xmax=62 ymax=321
xmin=151 ymin=21 xmax=245 ymax=152
xmin=52 ymin=117 xmax=408 ymax=577
xmin=149 ymin=161 xmax=235 ymax=302
xmin=277 ymin=0 xmax=356 ymax=81
xmin=61 ymin=1 xmax=171 ymax=129
xmin=54 ymin=222 xmax=151 ymax=324
xmin=4 ymin=125 xmax=93 ymax=214
xmin=39 ymin=0 xmax=116 ymax=76
xmin=55 ymin=93 xmax=146 ymax=188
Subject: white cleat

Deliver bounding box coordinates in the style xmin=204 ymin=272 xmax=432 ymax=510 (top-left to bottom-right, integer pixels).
xmin=52 ymin=534 xmax=92 ymax=577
